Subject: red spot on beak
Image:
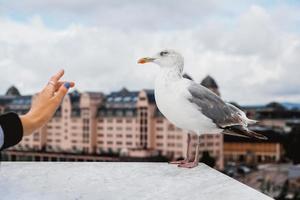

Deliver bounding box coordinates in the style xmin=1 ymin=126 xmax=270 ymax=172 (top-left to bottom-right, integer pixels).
xmin=138 ymin=58 xmax=147 ymax=64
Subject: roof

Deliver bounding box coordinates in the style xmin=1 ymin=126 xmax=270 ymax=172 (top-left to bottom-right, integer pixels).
xmin=242 ymin=102 xmax=300 ymax=111
xmin=69 ymin=90 xmax=81 ymax=108
xmin=144 ymin=89 xmax=155 ymax=103
xmin=97 ymin=107 xmax=137 ymax=117
xmin=5 ymin=86 xmax=21 ymax=96
xmin=104 ymin=88 xmax=139 ymax=109
xmin=201 ymin=75 xmax=218 ymax=89
xmin=154 ymin=107 xmax=164 ymax=117
xmin=0 ymin=96 xmax=15 ymax=106
xmin=2 ymin=95 xmax=32 ymax=114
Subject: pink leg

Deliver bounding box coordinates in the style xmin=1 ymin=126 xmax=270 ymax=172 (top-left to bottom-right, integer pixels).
xmin=178 ymin=136 xmax=200 ymax=168
xmin=169 ymin=133 xmax=191 ymax=164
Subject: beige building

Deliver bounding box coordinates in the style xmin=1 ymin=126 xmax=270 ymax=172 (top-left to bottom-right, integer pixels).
xmin=1 ymin=76 xmax=224 ymax=170
xmin=95 ymin=75 xmax=224 ymax=169
xmin=10 ymin=90 xmax=104 ymax=154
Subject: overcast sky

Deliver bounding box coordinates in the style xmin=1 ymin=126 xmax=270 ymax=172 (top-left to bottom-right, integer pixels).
xmin=0 ymin=0 xmax=300 ymax=105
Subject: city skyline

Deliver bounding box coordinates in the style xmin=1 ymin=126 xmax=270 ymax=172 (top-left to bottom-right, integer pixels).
xmin=2 ymin=80 xmax=300 ymax=108
xmin=1 ymin=75 xmax=287 ymax=171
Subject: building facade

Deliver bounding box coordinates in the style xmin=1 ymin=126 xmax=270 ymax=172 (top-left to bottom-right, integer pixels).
xmin=0 ymin=76 xmax=245 ymax=170
xmin=223 ymin=126 xmax=284 ymax=166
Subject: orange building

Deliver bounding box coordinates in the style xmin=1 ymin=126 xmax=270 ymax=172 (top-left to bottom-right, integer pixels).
xmin=223 ymin=127 xmax=283 ymax=165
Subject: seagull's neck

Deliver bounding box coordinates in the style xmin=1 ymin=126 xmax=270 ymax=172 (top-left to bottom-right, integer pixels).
xmin=159 ymin=67 xmax=183 ymax=82
xmin=155 ymin=67 xmax=183 ymax=91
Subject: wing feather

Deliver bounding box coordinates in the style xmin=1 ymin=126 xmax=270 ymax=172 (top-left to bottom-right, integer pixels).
xmin=187 ymin=82 xmax=245 ymax=128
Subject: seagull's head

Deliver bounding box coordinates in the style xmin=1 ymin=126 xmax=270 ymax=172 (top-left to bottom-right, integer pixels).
xmin=138 ymin=49 xmax=184 ymax=71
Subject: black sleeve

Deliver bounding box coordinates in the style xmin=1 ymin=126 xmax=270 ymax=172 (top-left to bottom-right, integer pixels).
xmin=0 ymin=112 xmax=23 ymax=151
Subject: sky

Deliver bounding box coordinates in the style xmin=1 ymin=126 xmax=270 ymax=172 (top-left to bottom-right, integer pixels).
xmin=0 ymin=0 xmax=300 ymax=105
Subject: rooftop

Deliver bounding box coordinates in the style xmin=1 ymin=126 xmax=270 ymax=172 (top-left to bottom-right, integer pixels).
xmin=5 ymin=85 xmax=21 ymax=96
xmin=0 ymin=162 xmax=272 ymax=200
xmin=201 ymin=75 xmax=218 ymax=89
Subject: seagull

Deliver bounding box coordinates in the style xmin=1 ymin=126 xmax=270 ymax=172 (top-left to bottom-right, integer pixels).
xmin=138 ymin=49 xmax=267 ymax=168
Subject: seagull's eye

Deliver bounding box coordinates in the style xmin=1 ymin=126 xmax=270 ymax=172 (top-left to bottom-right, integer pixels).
xmin=160 ymin=51 xmax=169 ymax=56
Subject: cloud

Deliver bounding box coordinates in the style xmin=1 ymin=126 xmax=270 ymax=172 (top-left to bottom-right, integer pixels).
xmin=0 ymin=2 xmax=300 ymax=105
xmin=0 ymin=0 xmax=239 ymax=30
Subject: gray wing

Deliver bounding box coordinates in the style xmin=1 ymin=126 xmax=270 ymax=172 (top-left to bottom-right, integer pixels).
xmin=187 ymin=82 xmax=245 ymax=128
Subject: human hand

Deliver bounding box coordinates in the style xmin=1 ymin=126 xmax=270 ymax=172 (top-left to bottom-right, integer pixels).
xmin=20 ymin=70 xmax=75 ymax=136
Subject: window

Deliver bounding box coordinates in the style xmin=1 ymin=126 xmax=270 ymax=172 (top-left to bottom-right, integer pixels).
xmin=139 ymin=97 xmax=146 ymax=101
xmin=168 ymin=124 xmax=175 ymax=131
xmin=156 ymin=143 xmax=163 ymax=147
xmin=156 ymin=135 xmax=163 ymax=139
xmin=176 ymin=143 xmax=182 ymax=147
xmin=167 ymin=135 xmax=175 ymax=139
xmin=126 ymin=134 xmax=132 ymax=138
xmin=206 ymin=135 xmax=213 ymax=139
xmin=116 ymin=110 xmax=123 ymax=117
xmin=176 ymin=135 xmax=182 ymax=139
xmin=156 ymin=127 xmax=164 ymax=131
xmin=125 ymin=111 xmax=134 ymax=117
xmin=207 ymin=142 xmax=213 ymax=146
xmin=156 ymin=119 xmax=163 ymax=123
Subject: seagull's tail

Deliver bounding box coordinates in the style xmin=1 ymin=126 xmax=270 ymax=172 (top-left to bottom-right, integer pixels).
xmin=223 ymin=125 xmax=267 ymax=140
xmin=246 ymin=118 xmax=258 ymax=125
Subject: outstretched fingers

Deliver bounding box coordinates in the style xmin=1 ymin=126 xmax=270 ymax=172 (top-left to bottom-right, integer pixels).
xmin=52 ymin=82 xmax=75 ymax=105
xmin=55 ymin=81 xmax=75 ymax=92
xmin=45 ymin=69 xmax=65 ymax=96
xmin=50 ymin=69 xmax=65 ymax=84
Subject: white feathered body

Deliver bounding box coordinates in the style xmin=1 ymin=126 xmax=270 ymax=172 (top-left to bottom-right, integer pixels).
xmin=154 ymin=69 xmax=222 ymax=135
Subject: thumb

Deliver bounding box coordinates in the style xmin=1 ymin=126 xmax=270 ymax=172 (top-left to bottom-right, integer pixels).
xmin=53 ymin=82 xmax=71 ymax=103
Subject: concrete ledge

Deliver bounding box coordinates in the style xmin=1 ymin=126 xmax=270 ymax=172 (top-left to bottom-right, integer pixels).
xmin=0 ymin=162 xmax=272 ymax=200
